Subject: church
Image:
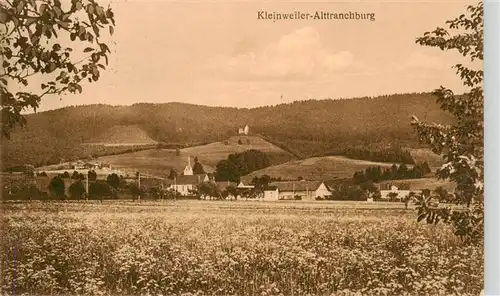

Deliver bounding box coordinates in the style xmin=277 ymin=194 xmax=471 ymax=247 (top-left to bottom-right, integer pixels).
xmin=238 ymin=125 xmax=249 ymax=135
xmin=169 ymin=156 xmax=210 ymax=196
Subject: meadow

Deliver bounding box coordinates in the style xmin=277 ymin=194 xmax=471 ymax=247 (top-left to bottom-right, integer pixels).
xmin=94 ymin=136 xmax=293 ymax=177
xmin=243 ymin=156 xmax=405 ymax=181
xmin=1 ymin=201 xmax=483 ymax=296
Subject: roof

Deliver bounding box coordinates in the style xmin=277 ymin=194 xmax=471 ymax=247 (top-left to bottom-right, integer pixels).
xmin=264 ymin=185 xmax=278 ymax=191
xmin=140 ymin=178 xmax=170 ymax=188
xmin=174 ymin=174 xmax=208 ymax=185
xmin=215 ymin=181 xmax=237 ymax=190
xmin=270 ymin=181 xmax=324 ymax=192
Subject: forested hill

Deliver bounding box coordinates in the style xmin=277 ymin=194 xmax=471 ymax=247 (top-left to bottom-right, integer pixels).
xmin=1 ymin=92 xmax=453 ymax=169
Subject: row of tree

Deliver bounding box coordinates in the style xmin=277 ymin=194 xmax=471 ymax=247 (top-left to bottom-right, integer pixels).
xmin=352 ymin=162 xmax=432 ymax=184
xmin=341 ymin=146 xmax=416 ymax=164
xmin=215 ymin=150 xmax=272 ymax=182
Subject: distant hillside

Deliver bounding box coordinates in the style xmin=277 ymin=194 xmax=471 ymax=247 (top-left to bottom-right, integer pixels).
xmin=1 ymin=92 xmax=453 ymax=169
xmin=241 ymin=156 xmax=407 ymax=182
xmin=378 ymin=178 xmax=456 ymax=192
xmin=182 ymin=135 xmax=294 ymax=168
xmin=97 ymin=149 xmax=203 ymax=178
xmin=409 ymin=148 xmax=445 ymax=168
xmin=93 ymin=136 xmax=293 ymax=178
xmin=84 ymin=124 xmax=157 ymax=146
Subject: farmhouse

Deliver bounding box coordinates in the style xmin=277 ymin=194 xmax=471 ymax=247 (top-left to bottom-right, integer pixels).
xmin=237 ymin=181 xmax=254 ymax=189
xmin=238 ymin=125 xmax=250 ymax=135
xmin=170 ymin=174 xmax=209 ymax=196
xmin=379 ymin=185 xmax=419 ymax=201
xmin=263 ymin=185 xmax=279 ymax=201
xmin=266 ymin=181 xmax=331 ymax=201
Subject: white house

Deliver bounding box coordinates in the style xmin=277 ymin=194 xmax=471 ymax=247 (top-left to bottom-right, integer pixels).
xmin=238 ymin=125 xmax=250 ymax=135
xmin=263 ymin=186 xmax=279 ymax=201
xmin=169 ymin=174 xmax=209 ymax=196
xmin=379 ymin=185 xmax=418 ymax=201
xmin=183 ymin=156 xmax=194 ymax=176
xmin=237 ymin=181 xmax=254 ymax=189
xmin=167 ymin=157 xmax=210 ymax=196
xmin=269 ymin=181 xmax=331 ymax=201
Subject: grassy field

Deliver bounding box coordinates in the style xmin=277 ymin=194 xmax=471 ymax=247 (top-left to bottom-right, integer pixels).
xmin=182 ymin=136 xmax=294 ymax=168
xmin=84 ymin=125 xmax=158 ymax=146
xmin=96 ymin=136 xmax=293 ymax=177
xmin=97 ymin=149 xmax=189 ymax=178
xmin=242 ymin=156 xmax=402 ymax=181
xmin=1 ymin=201 xmax=483 ymax=296
xmin=409 ymin=148 xmax=444 ymax=168
xmin=378 ymin=178 xmax=456 ymax=192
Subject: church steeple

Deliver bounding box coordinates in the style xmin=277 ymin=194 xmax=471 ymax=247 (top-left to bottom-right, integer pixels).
xmin=184 ymin=156 xmax=193 ymax=175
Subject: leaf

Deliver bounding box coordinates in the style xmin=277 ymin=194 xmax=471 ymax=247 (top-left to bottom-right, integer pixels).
xmin=16 ymin=1 xmax=25 ymax=14
xmin=25 ymin=18 xmax=36 ymax=26
xmin=91 ymin=66 xmax=99 ymax=77
xmin=0 ymin=11 xmax=7 ymax=23
xmin=0 ymin=78 xmax=7 ymax=86
xmin=39 ymin=3 xmax=48 ymax=14
xmin=84 ymin=47 xmax=94 ymax=53
xmin=54 ymin=6 xmax=62 ymax=19
xmin=109 ymin=26 xmax=114 ymax=36
xmin=79 ymin=26 xmax=85 ymax=36
xmin=417 ymin=213 xmax=427 ymax=222
xmin=86 ymin=4 xmax=94 ymax=14
xmin=28 ymin=0 xmax=36 ymax=9
xmin=48 ymin=62 xmax=56 ymax=73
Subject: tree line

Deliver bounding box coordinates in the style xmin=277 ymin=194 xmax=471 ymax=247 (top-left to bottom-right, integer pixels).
xmin=1 ymin=92 xmax=452 ymax=172
xmin=215 ymin=150 xmax=272 ymax=182
xmin=340 ymin=146 xmax=415 ymax=164
xmin=352 ymin=162 xmax=432 ymax=185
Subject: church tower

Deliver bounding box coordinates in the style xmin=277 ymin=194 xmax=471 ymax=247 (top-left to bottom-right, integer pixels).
xmin=183 ymin=156 xmax=193 ymax=176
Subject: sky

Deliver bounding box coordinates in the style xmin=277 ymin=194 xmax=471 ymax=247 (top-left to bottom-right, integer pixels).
xmin=34 ymin=0 xmax=479 ymax=111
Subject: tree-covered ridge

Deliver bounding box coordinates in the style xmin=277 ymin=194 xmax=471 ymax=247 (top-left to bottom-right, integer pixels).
xmin=340 ymin=146 xmax=415 ymax=165
xmin=352 ymin=162 xmax=432 ymax=185
xmin=1 ymin=92 xmax=453 ymax=170
xmin=215 ymin=150 xmax=272 ymax=182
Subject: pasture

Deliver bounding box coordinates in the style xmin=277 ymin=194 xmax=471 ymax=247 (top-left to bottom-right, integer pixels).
xmin=1 ymin=200 xmax=483 ymax=296
xmin=96 ymin=136 xmax=293 ymax=177
xmin=243 ymin=156 xmax=402 ymax=181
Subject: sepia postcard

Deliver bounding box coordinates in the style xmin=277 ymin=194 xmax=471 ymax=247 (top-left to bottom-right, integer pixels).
xmin=0 ymin=0 xmax=487 ymax=295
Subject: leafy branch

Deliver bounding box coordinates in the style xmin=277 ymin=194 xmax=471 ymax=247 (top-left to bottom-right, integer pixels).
xmin=0 ymin=0 xmax=115 ymax=139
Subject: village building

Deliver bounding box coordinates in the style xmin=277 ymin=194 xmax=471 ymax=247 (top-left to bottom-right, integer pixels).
xmin=379 ymin=184 xmax=418 ymax=201
xmin=238 ymin=125 xmax=250 ymax=135
xmin=263 ymin=185 xmax=279 ymax=201
xmin=237 ymin=181 xmax=254 ymax=189
xmin=169 ymin=174 xmax=210 ymax=196
xmin=183 ymin=156 xmax=194 ymax=176
xmin=265 ymin=180 xmax=331 ymax=201
xmin=167 ymin=157 xmax=211 ymax=196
